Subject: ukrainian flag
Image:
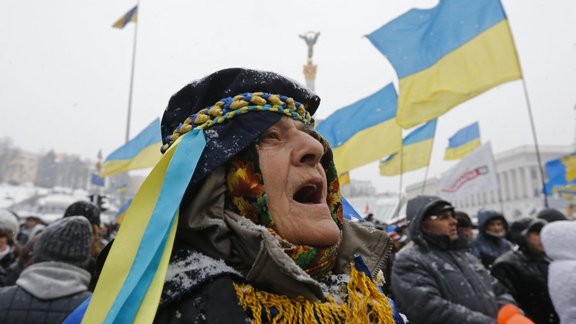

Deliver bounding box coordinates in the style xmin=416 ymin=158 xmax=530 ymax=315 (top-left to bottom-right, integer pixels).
xmin=115 ymin=199 xmax=133 ymax=224
xmin=367 ymin=0 xmax=522 ymax=129
xmin=316 ymin=83 xmax=402 ymax=173
xmin=444 ymin=122 xmax=481 ymax=160
xmin=379 ymin=119 xmax=437 ymax=176
xmin=112 ymin=5 xmax=138 ymax=29
xmin=338 ymin=172 xmax=350 ymax=186
xmin=544 ymin=152 xmax=576 ymax=195
xmin=101 ymin=118 xmax=162 ymax=177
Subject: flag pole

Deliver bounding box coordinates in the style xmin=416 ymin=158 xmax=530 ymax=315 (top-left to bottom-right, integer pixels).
xmin=520 ymin=79 xmax=548 ymax=207
xmin=398 ymin=145 xmax=404 ymax=199
xmin=125 ymin=3 xmax=140 ymax=144
xmin=420 ymin=121 xmax=438 ymax=194
xmin=502 ymin=3 xmax=548 ymax=207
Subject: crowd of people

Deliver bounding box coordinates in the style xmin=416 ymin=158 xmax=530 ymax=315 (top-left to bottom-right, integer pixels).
xmin=0 ymin=68 xmax=573 ymax=323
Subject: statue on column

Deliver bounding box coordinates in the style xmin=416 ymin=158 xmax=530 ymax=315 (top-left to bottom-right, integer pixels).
xmin=299 ymin=31 xmax=320 ymax=61
xmin=299 ymin=31 xmax=320 ymax=91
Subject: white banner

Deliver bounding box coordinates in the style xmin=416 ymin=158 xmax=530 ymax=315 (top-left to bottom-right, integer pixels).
xmin=437 ymin=142 xmax=499 ymax=201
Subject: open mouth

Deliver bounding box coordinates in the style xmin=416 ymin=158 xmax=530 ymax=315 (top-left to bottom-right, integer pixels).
xmin=293 ymin=181 xmax=323 ymax=204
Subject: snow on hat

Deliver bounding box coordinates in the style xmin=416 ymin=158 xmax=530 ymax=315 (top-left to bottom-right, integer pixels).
xmin=0 ymin=209 xmax=19 ymax=239
xmin=64 ymin=200 xmax=101 ymax=226
xmin=34 ymin=216 xmax=92 ymax=268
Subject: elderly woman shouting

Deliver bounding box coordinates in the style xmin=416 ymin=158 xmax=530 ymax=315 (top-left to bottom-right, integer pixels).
xmin=79 ymin=69 xmax=402 ymax=324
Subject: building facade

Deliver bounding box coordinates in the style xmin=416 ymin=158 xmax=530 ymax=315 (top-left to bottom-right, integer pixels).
xmin=406 ymin=145 xmax=574 ymax=222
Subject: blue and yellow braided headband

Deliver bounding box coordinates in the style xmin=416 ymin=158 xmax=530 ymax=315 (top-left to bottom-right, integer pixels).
xmin=81 ymin=93 xmax=313 ymax=324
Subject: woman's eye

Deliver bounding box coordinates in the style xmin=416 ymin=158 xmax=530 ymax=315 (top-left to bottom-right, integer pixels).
xmin=262 ymin=131 xmax=281 ymax=141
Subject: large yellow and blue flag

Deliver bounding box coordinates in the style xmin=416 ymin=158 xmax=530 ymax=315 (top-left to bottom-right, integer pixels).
xmin=367 ymin=0 xmax=522 ymax=129
xmin=112 ymin=5 xmax=138 ymax=29
xmin=101 ymin=118 xmax=162 ymax=177
xmin=444 ymin=122 xmax=481 ymax=160
xmin=544 ymin=152 xmax=576 ymax=196
xmin=379 ymin=119 xmax=437 ymax=176
xmin=316 ymin=83 xmax=402 ymax=173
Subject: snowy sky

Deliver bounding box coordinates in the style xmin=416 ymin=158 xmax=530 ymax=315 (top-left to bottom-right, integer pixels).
xmin=1 ymin=0 xmax=575 ymax=192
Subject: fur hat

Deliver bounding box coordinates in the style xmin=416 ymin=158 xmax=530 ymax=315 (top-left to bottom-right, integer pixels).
xmin=33 ymin=216 xmax=92 ymax=267
xmin=64 ymin=200 xmax=101 ymax=226
xmin=0 ymin=209 xmax=19 ymax=239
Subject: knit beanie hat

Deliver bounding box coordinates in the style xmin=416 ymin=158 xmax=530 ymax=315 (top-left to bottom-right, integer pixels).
xmin=64 ymin=200 xmax=101 ymax=226
xmin=33 ymin=216 xmax=92 ymax=267
xmin=0 ymin=209 xmax=19 ymax=240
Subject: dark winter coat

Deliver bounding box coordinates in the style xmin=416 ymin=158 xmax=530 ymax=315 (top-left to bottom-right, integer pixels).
xmin=392 ymin=196 xmax=515 ymax=324
xmin=0 ymin=261 xmax=91 ymax=324
xmin=0 ymin=246 xmax=17 ymax=286
xmin=492 ymin=249 xmax=559 ymax=324
xmin=471 ymin=210 xmax=513 ymax=269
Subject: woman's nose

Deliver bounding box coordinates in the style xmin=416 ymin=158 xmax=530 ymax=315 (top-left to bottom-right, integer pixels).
xmin=291 ymin=131 xmax=324 ymax=167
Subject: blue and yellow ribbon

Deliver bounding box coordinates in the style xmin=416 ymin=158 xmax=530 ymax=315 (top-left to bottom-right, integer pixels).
xmin=83 ymin=130 xmax=206 ymax=323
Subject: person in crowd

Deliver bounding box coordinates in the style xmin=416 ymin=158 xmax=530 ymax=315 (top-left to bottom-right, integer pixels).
xmin=62 ymin=200 xmax=104 ymax=290
xmin=541 ymin=220 xmax=576 ymax=324
xmin=391 ymin=195 xmax=516 ymax=324
xmin=471 ymin=209 xmax=513 ymax=269
xmin=537 ymin=208 xmax=567 ymax=223
xmin=0 ymin=209 xmax=20 ymax=286
xmin=365 ymin=212 xmax=375 ymax=222
xmin=16 ymin=215 xmax=45 ymax=246
xmin=492 ymin=217 xmax=559 ymax=324
xmin=455 ymin=210 xmax=475 ymax=243
xmin=63 ymin=200 xmax=104 ymax=259
xmin=0 ymin=216 xmax=93 ymax=323
xmin=82 ymin=68 xmax=404 ymax=323
xmin=3 ymin=233 xmax=39 ymax=286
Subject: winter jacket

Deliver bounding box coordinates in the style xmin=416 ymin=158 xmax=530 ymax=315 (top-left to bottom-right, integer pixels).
xmin=392 ymin=196 xmax=515 ymax=324
xmin=0 ymin=261 xmax=91 ymax=324
xmin=541 ymin=221 xmax=576 ymax=324
xmin=471 ymin=210 xmax=513 ymax=269
xmin=154 ymin=167 xmax=396 ymax=323
xmin=0 ymin=245 xmax=17 ymax=286
xmin=492 ymin=250 xmax=558 ymax=324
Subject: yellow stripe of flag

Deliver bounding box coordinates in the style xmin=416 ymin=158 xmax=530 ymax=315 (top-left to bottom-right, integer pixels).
xmin=112 ymin=5 xmax=138 ymax=29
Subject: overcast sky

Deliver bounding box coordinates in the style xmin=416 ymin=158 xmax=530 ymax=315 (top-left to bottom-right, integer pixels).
xmin=1 ymin=0 xmax=575 ymax=192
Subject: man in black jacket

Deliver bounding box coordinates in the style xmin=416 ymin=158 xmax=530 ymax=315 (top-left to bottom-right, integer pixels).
xmin=492 ymin=217 xmax=559 ymax=324
xmin=392 ymin=195 xmax=516 ymax=324
xmin=0 ymin=216 xmax=92 ymax=323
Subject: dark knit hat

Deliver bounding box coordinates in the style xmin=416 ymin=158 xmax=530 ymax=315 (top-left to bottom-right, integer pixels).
xmin=455 ymin=211 xmax=475 ymax=229
xmin=64 ymin=200 xmax=101 ymax=226
xmin=34 ymin=216 xmax=92 ymax=267
xmin=509 ymin=217 xmax=547 ymax=248
xmin=537 ymin=208 xmax=567 ymax=223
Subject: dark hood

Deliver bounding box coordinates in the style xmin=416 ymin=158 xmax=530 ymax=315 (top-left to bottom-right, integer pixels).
xmin=477 ymin=209 xmax=509 ymax=234
xmin=407 ymin=196 xmax=462 ymax=249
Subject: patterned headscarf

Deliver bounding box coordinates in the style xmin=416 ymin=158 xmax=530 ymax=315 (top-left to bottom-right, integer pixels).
xmin=225 ymin=130 xmax=343 ymax=280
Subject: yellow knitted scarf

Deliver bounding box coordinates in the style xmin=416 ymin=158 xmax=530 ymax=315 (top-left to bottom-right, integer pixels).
xmin=233 ymin=265 xmax=395 ymax=324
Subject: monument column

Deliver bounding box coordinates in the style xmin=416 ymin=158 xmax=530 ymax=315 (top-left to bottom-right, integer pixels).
xmin=299 ymin=31 xmax=320 ymax=91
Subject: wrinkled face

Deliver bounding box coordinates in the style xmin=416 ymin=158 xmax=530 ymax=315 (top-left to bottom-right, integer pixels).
xmin=526 ymin=231 xmax=545 ymax=254
xmin=257 ymin=117 xmax=340 ymax=247
xmin=485 ymin=219 xmax=506 ymax=237
xmin=421 ymin=210 xmax=458 ymax=241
